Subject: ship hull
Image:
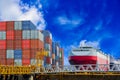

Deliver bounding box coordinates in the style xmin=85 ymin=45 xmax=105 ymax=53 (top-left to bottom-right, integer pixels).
xmin=69 ymin=56 xmax=108 ymax=65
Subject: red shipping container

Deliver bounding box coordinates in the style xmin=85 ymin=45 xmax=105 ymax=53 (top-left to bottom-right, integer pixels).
xmin=6 ymin=59 xmax=14 ymax=65
xmin=7 ymin=40 xmax=14 ymax=49
xmin=22 ymin=40 xmax=30 ymax=49
xmin=6 ymin=31 xmax=14 ymax=40
xmin=15 ymin=30 xmax=22 ymax=40
xmin=14 ymin=40 xmax=21 ymax=49
xmin=38 ymin=40 xmax=44 ymax=50
xmin=0 ymin=22 xmax=7 ymax=31
xmin=6 ymin=21 xmax=14 ymax=30
xmin=31 ymin=50 xmax=37 ymax=58
xmin=22 ymin=50 xmax=30 ymax=59
xmin=0 ymin=40 xmax=6 ymax=49
xmin=0 ymin=50 xmax=6 ymax=59
xmin=0 ymin=59 xmax=6 ymax=65
xmin=22 ymin=59 xmax=30 ymax=65
xmin=45 ymin=36 xmax=52 ymax=44
xmin=31 ymin=40 xmax=38 ymax=49
xmin=46 ymin=57 xmax=51 ymax=64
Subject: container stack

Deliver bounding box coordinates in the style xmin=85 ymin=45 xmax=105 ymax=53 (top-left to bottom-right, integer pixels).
xmin=0 ymin=21 xmax=44 ymax=66
xmin=41 ymin=30 xmax=52 ymax=66
xmin=51 ymin=42 xmax=64 ymax=66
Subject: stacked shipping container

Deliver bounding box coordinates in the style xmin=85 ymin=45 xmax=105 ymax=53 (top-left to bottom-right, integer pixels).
xmin=0 ymin=21 xmax=64 ymax=66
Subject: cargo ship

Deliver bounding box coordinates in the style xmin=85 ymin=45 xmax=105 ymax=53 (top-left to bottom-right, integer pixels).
xmin=69 ymin=46 xmax=110 ymax=65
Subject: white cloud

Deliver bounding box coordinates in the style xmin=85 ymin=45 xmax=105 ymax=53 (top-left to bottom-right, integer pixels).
xmin=79 ymin=40 xmax=100 ymax=48
xmin=0 ymin=0 xmax=46 ymax=30
xmin=55 ymin=15 xmax=84 ymax=30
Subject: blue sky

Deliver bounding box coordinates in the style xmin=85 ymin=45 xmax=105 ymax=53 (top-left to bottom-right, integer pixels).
xmin=0 ymin=0 xmax=120 ymax=64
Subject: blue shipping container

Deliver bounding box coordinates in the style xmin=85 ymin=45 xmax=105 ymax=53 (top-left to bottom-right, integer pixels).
xmin=14 ymin=50 xmax=22 ymax=59
xmin=22 ymin=21 xmax=36 ymax=30
xmin=52 ymin=42 xmax=55 ymax=53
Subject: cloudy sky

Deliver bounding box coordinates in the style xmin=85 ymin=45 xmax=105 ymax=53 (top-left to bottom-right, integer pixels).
xmin=0 ymin=0 xmax=120 ymax=65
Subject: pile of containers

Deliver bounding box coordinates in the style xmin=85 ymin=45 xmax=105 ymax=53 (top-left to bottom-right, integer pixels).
xmin=0 ymin=21 xmax=64 ymax=67
xmin=52 ymin=42 xmax=64 ymax=66
xmin=41 ymin=31 xmax=52 ymax=66
xmin=0 ymin=21 xmax=44 ymax=66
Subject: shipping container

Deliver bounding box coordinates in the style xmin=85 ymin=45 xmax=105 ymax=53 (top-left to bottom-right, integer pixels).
xmin=14 ymin=40 xmax=21 ymax=49
xmin=14 ymin=59 xmax=22 ymax=66
xmin=6 ymin=50 xmax=14 ymax=59
xmin=14 ymin=30 xmax=22 ymax=40
xmin=7 ymin=40 xmax=14 ymax=49
xmin=30 ymin=50 xmax=37 ymax=58
xmin=38 ymin=40 xmax=44 ymax=50
xmin=0 ymin=40 xmax=6 ymax=49
xmin=6 ymin=21 xmax=14 ymax=30
xmin=46 ymin=57 xmax=51 ymax=64
xmin=14 ymin=50 xmax=22 ymax=59
xmin=14 ymin=21 xmax=22 ymax=30
xmin=31 ymin=40 xmax=38 ymax=49
xmin=45 ymin=36 xmax=52 ymax=44
xmin=0 ymin=59 xmax=6 ymax=65
xmin=22 ymin=30 xmax=30 ymax=39
xmin=0 ymin=50 xmax=6 ymax=59
xmin=44 ymin=43 xmax=50 ymax=51
xmin=39 ymin=31 xmax=44 ymax=41
xmin=0 ymin=22 xmax=7 ymax=31
xmin=22 ymin=50 xmax=30 ymax=59
xmin=7 ymin=59 xmax=14 ymax=65
xmin=30 ymin=30 xmax=38 ymax=39
xmin=6 ymin=31 xmax=14 ymax=40
xmin=0 ymin=31 xmax=6 ymax=40
xmin=22 ymin=40 xmax=30 ymax=49
xmin=52 ymin=42 xmax=55 ymax=53
xmin=31 ymin=59 xmax=36 ymax=65
xmin=52 ymin=59 xmax=55 ymax=65
xmin=22 ymin=59 xmax=30 ymax=65
xmin=22 ymin=21 xmax=36 ymax=30
xmin=52 ymin=53 xmax=55 ymax=59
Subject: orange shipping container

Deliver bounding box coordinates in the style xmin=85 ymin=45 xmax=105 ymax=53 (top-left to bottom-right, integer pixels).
xmin=52 ymin=54 xmax=55 ymax=59
xmin=22 ymin=59 xmax=30 ymax=65
xmin=22 ymin=40 xmax=30 ymax=49
xmin=15 ymin=30 xmax=22 ymax=40
xmin=31 ymin=50 xmax=37 ymax=58
xmin=22 ymin=50 xmax=30 ymax=59
xmin=0 ymin=40 xmax=6 ymax=49
xmin=0 ymin=22 xmax=7 ymax=31
xmin=14 ymin=40 xmax=21 ymax=49
xmin=6 ymin=31 xmax=14 ymax=40
xmin=7 ymin=40 xmax=14 ymax=49
xmin=7 ymin=59 xmax=14 ymax=65
xmin=31 ymin=40 xmax=38 ymax=49
xmin=6 ymin=21 xmax=14 ymax=30
xmin=38 ymin=40 xmax=44 ymax=50
xmin=0 ymin=59 xmax=6 ymax=65
xmin=0 ymin=50 xmax=6 ymax=59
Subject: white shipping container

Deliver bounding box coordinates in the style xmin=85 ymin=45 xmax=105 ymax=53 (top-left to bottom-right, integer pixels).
xmin=31 ymin=30 xmax=38 ymax=39
xmin=57 ymin=46 xmax=59 ymax=57
xmin=22 ymin=30 xmax=30 ymax=39
xmin=0 ymin=31 xmax=6 ymax=40
xmin=31 ymin=59 xmax=37 ymax=65
xmin=39 ymin=31 xmax=44 ymax=41
xmin=14 ymin=21 xmax=22 ymax=30
xmin=7 ymin=50 xmax=14 ymax=59
xmin=50 ymin=58 xmax=52 ymax=64
xmin=45 ymin=43 xmax=50 ymax=50
xmin=14 ymin=59 xmax=22 ymax=66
